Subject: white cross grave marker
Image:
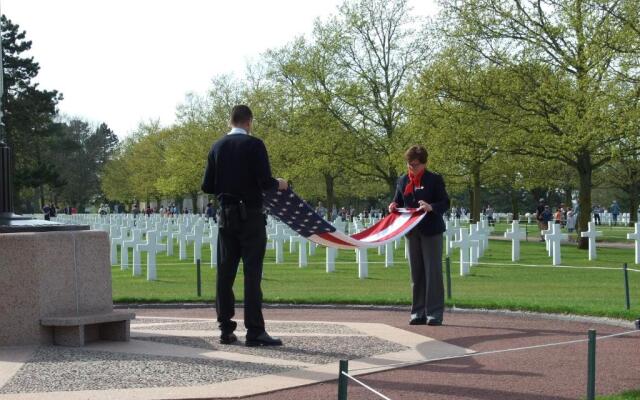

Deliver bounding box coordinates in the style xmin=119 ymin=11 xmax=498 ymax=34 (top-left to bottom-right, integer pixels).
xmin=136 ymin=231 xmax=165 ymax=280
xmin=627 ymin=223 xmax=640 ymax=265
xmin=357 ymin=247 xmax=368 ymax=279
xmin=450 ymin=228 xmax=472 ymax=276
xmin=504 ymin=221 xmax=526 ymax=261
xmin=545 ymin=223 xmax=568 ymax=266
xmin=580 ymin=221 xmax=603 ymax=261
xmin=444 ymin=220 xmax=456 ymax=257
xmin=326 ymin=247 xmax=337 ymax=273
xmin=121 ymin=228 xmax=142 ymax=270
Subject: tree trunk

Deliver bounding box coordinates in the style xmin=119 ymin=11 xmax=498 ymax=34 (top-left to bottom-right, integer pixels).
xmin=190 ymin=192 xmax=199 ymax=214
xmin=629 ymin=184 xmax=638 ymax=225
xmin=564 ymin=186 xmax=573 ymax=207
xmin=471 ymin=167 xmax=481 ymax=223
xmin=39 ymin=185 xmax=45 ymax=209
xmin=324 ymin=173 xmax=336 ymax=219
xmin=576 ymin=153 xmax=593 ymax=250
xmin=510 ymin=190 xmax=519 ymax=221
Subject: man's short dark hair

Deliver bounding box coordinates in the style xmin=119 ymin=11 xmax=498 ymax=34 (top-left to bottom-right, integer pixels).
xmin=230 ymin=105 xmax=253 ymax=125
xmin=404 ymin=145 xmax=428 ymax=164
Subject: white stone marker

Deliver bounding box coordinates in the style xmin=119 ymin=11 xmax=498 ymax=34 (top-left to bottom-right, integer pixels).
xmin=165 ymin=229 xmax=176 ymax=256
xmin=627 ymin=223 xmax=640 ymax=265
xmin=444 ymin=221 xmax=456 ymax=257
xmin=450 ymin=228 xmax=472 ymax=276
xmin=289 ymin=234 xmax=301 ymax=253
xmin=404 ymin=236 xmax=409 ymax=259
xmin=580 ymin=221 xmax=603 ymax=261
xmin=136 ymin=231 xmax=165 ymax=280
xmin=202 ymin=225 xmax=218 ymax=268
xmin=110 ymin=226 xmax=128 ymax=267
xmin=468 ymin=224 xmax=483 ymax=267
xmin=545 ymin=223 xmax=568 ymax=266
xmin=269 ymin=225 xmax=288 ymax=264
xmin=357 ymin=247 xmax=368 ymax=279
xmin=326 ymin=247 xmax=337 ymax=272
xmin=177 ymin=224 xmax=190 ymax=260
xmin=121 ymin=228 xmax=142 ymax=270
xmin=298 ymin=238 xmax=308 ymax=267
xmin=384 ymin=242 xmax=394 ymax=267
xmin=187 ymin=222 xmax=205 ymax=264
xmin=542 ymin=222 xmax=554 ymax=256
xmin=504 ymin=221 xmax=526 ymax=261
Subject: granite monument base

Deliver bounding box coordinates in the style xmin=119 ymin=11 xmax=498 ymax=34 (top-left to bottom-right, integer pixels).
xmin=0 ymin=230 xmax=134 ymax=346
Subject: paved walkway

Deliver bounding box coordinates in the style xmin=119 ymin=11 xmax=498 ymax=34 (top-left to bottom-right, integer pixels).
xmin=1 ymin=306 xmax=638 ymax=400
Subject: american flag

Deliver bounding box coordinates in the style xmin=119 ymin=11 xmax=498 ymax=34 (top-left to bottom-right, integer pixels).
xmin=263 ymin=188 xmax=426 ymax=250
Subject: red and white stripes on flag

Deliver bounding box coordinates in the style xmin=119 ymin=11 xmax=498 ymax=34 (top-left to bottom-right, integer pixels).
xmin=263 ymin=188 xmax=425 ymax=250
xmin=313 ymin=209 xmax=425 ymax=250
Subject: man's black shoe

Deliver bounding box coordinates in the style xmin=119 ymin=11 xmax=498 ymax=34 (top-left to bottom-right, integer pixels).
xmin=409 ymin=317 xmax=427 ymax=325
xmin=427 ymin=319 xmax=443 ymax=326
xmin=220 ymin=332 xmax=238 ymax=345
xmin=245 ymin=332 xmax=283 ymax=347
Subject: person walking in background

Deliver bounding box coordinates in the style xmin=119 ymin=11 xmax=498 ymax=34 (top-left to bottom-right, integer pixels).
xmin=566 ymin=207 xmax=576 ymax=233
xmin=610 ymin=200 xmax=620 ymax=226
xmin=201 ymin=104 xmax=288 ymax=347
xmin=535 ymin=198 xmax=546 ymax=242
xmin=593 ymin=205 xmax=601 ymax=225
xmin=388 ymin=145 xmax=450 ymax=326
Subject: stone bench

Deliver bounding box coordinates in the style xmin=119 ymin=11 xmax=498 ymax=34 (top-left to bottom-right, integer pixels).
xmin=41 ymin=311 xmax=135 ymax=347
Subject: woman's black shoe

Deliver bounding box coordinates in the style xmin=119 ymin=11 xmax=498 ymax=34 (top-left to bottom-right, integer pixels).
xmin=409 ymin=317 xmax=427 ymax=325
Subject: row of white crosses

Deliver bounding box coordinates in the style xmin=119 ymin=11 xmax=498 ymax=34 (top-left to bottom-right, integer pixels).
xmin=449 ymin=219 xmax=492 ymax=276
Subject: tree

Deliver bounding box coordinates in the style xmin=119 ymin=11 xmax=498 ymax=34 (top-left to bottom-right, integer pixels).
xmin=439 ymin=0 xmax=640 ymax=248
xmin=1 ymin=15 xmax=62 ymax=206
xmin=268 ymin=0 xmax=430 ymax=193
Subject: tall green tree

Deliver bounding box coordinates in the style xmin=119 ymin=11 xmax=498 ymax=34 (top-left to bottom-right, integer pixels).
xmin=1 ymin=15 xmax=62 ymax=207
xmin=439 ymin=0 xmax=640 ymax=248
xmin=268 ymin=0 xmax=429 ymax=193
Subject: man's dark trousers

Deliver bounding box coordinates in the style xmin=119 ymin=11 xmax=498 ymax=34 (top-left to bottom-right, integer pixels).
xmin=216 ymin=209 xmax=266 ymax=338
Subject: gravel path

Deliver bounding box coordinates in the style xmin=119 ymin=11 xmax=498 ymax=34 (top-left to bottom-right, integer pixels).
xmin=128 ymin=306 xmax=640 ymax=400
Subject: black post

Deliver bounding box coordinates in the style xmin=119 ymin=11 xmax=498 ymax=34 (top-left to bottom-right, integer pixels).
xmin=446 ymin=256 xmax=452 ymax=300
xmin=623 ymin=263 xmax=630 ymax=310
xmin=338 ymin=359 xmax=349 ymax=400
xmin=0 ymin=14 xmax=27 ymax=223
xmin=196 ymin=259 xmax=202 ymax=297
xmin=587 ymin=329 xmax=596 ymax=400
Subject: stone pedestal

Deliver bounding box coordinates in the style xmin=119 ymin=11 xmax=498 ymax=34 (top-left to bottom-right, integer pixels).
xmin=0 ymin=230 xmax=134 ymax=346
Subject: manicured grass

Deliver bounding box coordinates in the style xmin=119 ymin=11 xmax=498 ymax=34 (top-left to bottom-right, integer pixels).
xmin=598 ymin=390 xmax=640 ymax=399
xmin=112 ymin=237 xmax=640 ymax=320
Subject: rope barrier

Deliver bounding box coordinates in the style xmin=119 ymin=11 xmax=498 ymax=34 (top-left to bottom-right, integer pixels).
xmin=347 ymin=328 xmax=640 ymax=373
xmin=457 ymin=261 xmax=640 ymax=273
xmin=340 ymin=371 xmax=392 ymax=400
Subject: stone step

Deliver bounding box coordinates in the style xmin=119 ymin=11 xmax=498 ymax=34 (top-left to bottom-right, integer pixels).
xmin=41 ymin=311 xmax=135 ymax=347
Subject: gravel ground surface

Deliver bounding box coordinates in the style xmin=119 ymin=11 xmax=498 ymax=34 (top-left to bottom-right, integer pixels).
xmin=0 ymin=346 xmax=292 ymax=394
xmin=134 ymin=320 xmax=362 ymax=334
xmin=136 ymin=335 xmax=408 ymax=364
xmin=127 ymin=306 xmax=640 ymax=400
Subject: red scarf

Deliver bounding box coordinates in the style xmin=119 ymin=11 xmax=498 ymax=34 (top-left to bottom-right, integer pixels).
xmin=403 ymin=169 xmax=424 ymax=197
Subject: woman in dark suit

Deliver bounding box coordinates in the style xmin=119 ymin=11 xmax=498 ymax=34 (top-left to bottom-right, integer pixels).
xmin=389 ymin=145 xmax=450 ymax=326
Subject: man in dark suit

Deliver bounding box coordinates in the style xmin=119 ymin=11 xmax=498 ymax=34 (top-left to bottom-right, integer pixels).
xmin=201 ymin=105 xmax=288 ymax=346
xmin=389 ymin=145 xmax=450 ymax=326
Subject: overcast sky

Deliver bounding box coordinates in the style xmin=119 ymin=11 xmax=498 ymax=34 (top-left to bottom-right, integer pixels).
xmin=2 ymin=0 xmax=438 ymax=139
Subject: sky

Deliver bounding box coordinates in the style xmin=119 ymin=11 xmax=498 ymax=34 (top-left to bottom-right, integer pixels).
xmin=2 ymin=0 xmax=438 ymax=139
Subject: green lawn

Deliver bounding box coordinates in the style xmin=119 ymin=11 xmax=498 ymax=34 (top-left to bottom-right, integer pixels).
xmin=112 ymin=237 xmax=640 ymax=320
xmin=598 ymin=390 xmax=640 ymax=399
